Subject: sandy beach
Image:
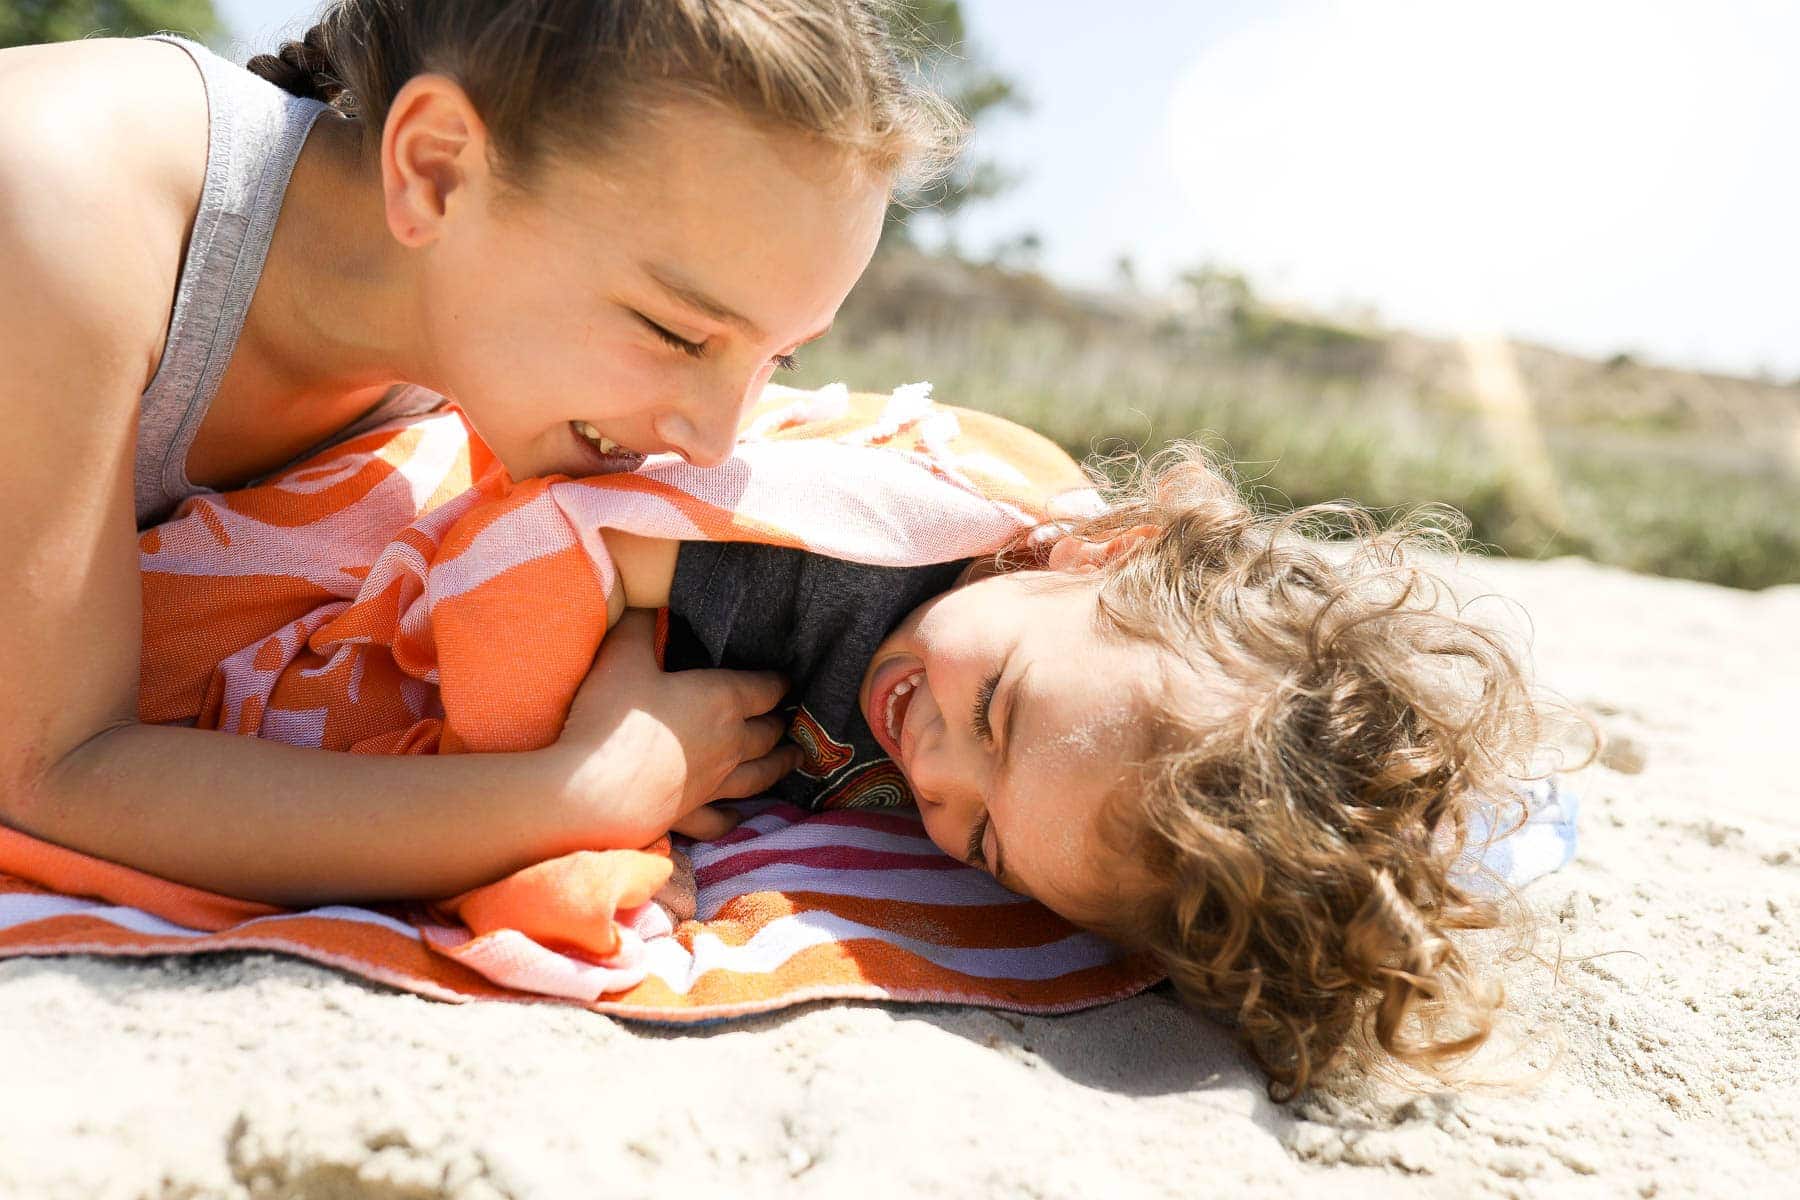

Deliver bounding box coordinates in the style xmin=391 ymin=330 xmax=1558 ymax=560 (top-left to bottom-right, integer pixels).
xmin=3 ymin=554 xmax=1795 ymax=1199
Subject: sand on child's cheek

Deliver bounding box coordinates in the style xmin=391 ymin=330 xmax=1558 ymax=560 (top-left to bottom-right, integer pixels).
xmin=993 ymin=657 xmax=1160 ymax=921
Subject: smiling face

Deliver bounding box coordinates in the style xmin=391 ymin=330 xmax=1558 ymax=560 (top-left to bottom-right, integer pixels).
xmin=405 ymin=96 xmax=889 ymax=476
xmin=857 ymin=561 xmax=1172 ymax=926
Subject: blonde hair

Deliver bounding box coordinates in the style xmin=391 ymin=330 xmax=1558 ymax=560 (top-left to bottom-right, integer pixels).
xmin=249 ymin=1 xmax=962 ymax=190
xmin=1019 ymin=444 xmax=1546 ymax=1099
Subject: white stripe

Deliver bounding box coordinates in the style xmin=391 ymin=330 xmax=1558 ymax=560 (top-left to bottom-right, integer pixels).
xmin=681 ymin=810 xmax=798 ymax=867
xmin=392 ymin=413 xmax=477 ymax=510
xmin=235 ymin=904 xmax=424 ymax=940
xmin=697 ymin=864 xmax=1030 ymax=914
xmin=689 ymin=822 xmax=937 ymax=870
xmin=617 ymin=442 xmax=1021 ymax=565
xmin=260 ymin=705 xmax=328 ymax=747
xmin=640 ymin=910 xmax=1115 ymax=994
xmin=0 ymin=893 xmax=210 ymax=937
xmin=540 ymin=483 xmax=708 ymax=545
xmin=427 ymin=495 xmax=578 ymax=604
xmin=0 ymin=894 xmax=421 ymax=942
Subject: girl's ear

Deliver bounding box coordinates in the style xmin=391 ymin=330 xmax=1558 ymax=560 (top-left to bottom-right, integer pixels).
xmin=380 ymin=74 xmax=492 ymax=249
xmin=1046 ymin=524 xmax=1161 ymax=573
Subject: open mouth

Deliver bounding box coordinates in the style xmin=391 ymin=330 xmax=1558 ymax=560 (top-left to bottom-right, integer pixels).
xmin=866 ymin=658 xmax=927 ymax=766
xmin=569 ymin=420 xmax=648 ymax=472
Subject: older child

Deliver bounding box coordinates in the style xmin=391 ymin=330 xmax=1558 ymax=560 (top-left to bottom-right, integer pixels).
xmin=0 ymin=3 xmax=955 ymax=894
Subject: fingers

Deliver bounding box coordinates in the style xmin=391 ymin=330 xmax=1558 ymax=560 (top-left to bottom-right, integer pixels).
xmin=670 ymin=804 xmax=743 ymax=841
xmin=743 ymin=713 xmax=788 ymax=759
xmin=711 ymin=745 xmax=804 ymax=801
xmin=720 ymin=667 xmax=790 ymax=717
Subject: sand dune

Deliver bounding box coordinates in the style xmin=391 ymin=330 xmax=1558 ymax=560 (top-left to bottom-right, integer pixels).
xmin=2 ymin=556 xmax=1795 ymax=1199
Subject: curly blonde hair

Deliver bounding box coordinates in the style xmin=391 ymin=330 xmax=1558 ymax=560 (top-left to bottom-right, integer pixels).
xmin=1018 ymin=444 xmax=1545 ymax=1099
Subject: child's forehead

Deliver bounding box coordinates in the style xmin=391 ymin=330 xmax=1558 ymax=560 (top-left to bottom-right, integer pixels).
xmin=1025 ymin=622 xmax=1185 ymax=719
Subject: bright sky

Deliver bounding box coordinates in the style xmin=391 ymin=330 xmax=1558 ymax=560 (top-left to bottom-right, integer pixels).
xmin=218 ymin=0 xmax=1798 ymax=377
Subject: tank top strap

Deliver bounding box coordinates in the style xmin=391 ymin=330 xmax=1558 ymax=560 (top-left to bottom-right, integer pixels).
xmin=134 ymin=34 xmax=329 ymax=527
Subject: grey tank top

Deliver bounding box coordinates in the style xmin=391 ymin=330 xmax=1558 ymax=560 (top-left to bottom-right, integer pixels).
xmin=135 ymin=35 xmax=444 ymax=528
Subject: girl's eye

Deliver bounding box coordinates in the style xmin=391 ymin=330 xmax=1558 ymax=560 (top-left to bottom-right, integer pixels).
xmin=640 ymin=316 xmax=706 ymax=359
xmin=970 ymin=668 xmax=1001 ymax=743
xmin=643 ymin=315 xmax=797 ymax=373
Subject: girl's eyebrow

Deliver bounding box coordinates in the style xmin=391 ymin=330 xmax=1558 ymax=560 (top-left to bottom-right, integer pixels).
xmin=641 ymin=261 xmax=834 ymax=347
xmin=642 ymin=262 xmax=764 ymax=339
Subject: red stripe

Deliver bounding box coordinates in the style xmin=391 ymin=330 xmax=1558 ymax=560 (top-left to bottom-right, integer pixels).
xmin=804 ymin=809 xmax=933 ymax=837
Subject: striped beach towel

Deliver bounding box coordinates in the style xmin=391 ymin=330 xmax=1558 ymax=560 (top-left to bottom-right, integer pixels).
xmin=0 ymin=384 xmax=1164 ymax=1017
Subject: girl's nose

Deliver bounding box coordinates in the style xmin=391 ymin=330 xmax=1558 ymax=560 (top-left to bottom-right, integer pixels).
xmin=655 ymin=413 xmax=734 ymax=468
xmin=658 ymin=382 xmax=757 ymax=468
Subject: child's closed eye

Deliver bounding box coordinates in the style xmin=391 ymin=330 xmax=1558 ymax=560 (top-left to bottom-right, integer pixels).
xmin=965 ymin=810 xmax=991 ymax=870
xmin=971 ymin=668 xmax=1000 ymax=742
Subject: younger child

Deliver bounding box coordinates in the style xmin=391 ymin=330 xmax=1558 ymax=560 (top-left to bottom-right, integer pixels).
xmin=603 ymin=444 xmax=1545 ymax=1098
xmin=131 ymin=394 xmax=1545 ymax=1097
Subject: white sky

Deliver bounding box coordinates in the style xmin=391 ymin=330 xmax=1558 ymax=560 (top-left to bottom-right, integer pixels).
xmin=219 ymin=0 xmax=1798 ymax=377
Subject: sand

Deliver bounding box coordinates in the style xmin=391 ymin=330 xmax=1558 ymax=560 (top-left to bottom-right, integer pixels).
xmin=3 ymin=555 xmax=1796 ymax=1199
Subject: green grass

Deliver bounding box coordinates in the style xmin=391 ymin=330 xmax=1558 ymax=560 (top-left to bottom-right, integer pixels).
xmin=790 ymin=258 xmax=1800 ymax=590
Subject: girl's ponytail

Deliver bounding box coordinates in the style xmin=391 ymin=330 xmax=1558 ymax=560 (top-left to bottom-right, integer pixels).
xmin=247 ymin=24 xmax=349 ymax=109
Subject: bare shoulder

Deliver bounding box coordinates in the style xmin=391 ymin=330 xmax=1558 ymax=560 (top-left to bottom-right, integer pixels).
xmin=0 ymin=38 xmax=209 ymax=397
xmin=0 ymin=41 xmax=221 ymax=780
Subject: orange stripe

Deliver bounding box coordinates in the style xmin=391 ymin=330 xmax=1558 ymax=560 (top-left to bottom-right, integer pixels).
xmin=688 ymin=890 xmax=1079 ymax=949
xmin=602 ymin=939 xmax=1159 ymax=1012
xmin=139 ymin=573 xmax=339 ymax=724
xmin=0 ymin=913 xmax=516 ymax=997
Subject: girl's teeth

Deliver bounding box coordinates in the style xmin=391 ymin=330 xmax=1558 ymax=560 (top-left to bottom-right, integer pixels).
xmin=573 ymin=422 xmax=626 ymax=456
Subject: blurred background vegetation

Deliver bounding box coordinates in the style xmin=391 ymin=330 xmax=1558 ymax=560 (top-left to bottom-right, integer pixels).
xmin=850 ymin=2 xmax=1800 ymax=591
xmin=0 ymin=0 xmax=216 ymax=46
xmin=7 ymin=0 xmax=1795 ymax=589
xmin=791 ymin=250 xmax=1800 ymax=590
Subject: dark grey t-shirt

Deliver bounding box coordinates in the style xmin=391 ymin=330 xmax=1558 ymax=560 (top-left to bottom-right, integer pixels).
xmin=664 ymin=542 xmax=972 ymax=811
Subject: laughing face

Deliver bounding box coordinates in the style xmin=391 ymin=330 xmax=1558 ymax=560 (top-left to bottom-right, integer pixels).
xmin=856 ymin=543 xmax=1170 ymax=926
xmin=410 ymin=97 xmax=888 ymax=477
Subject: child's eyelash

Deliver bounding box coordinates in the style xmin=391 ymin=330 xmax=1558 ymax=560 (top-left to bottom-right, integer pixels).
xmin=642 ymin=315 xmax=799 ymax=372
xmin=971 ymin=668 xmax=1001 ymax=743
xmin=965 ymin=810 xmax=990 ymax=870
